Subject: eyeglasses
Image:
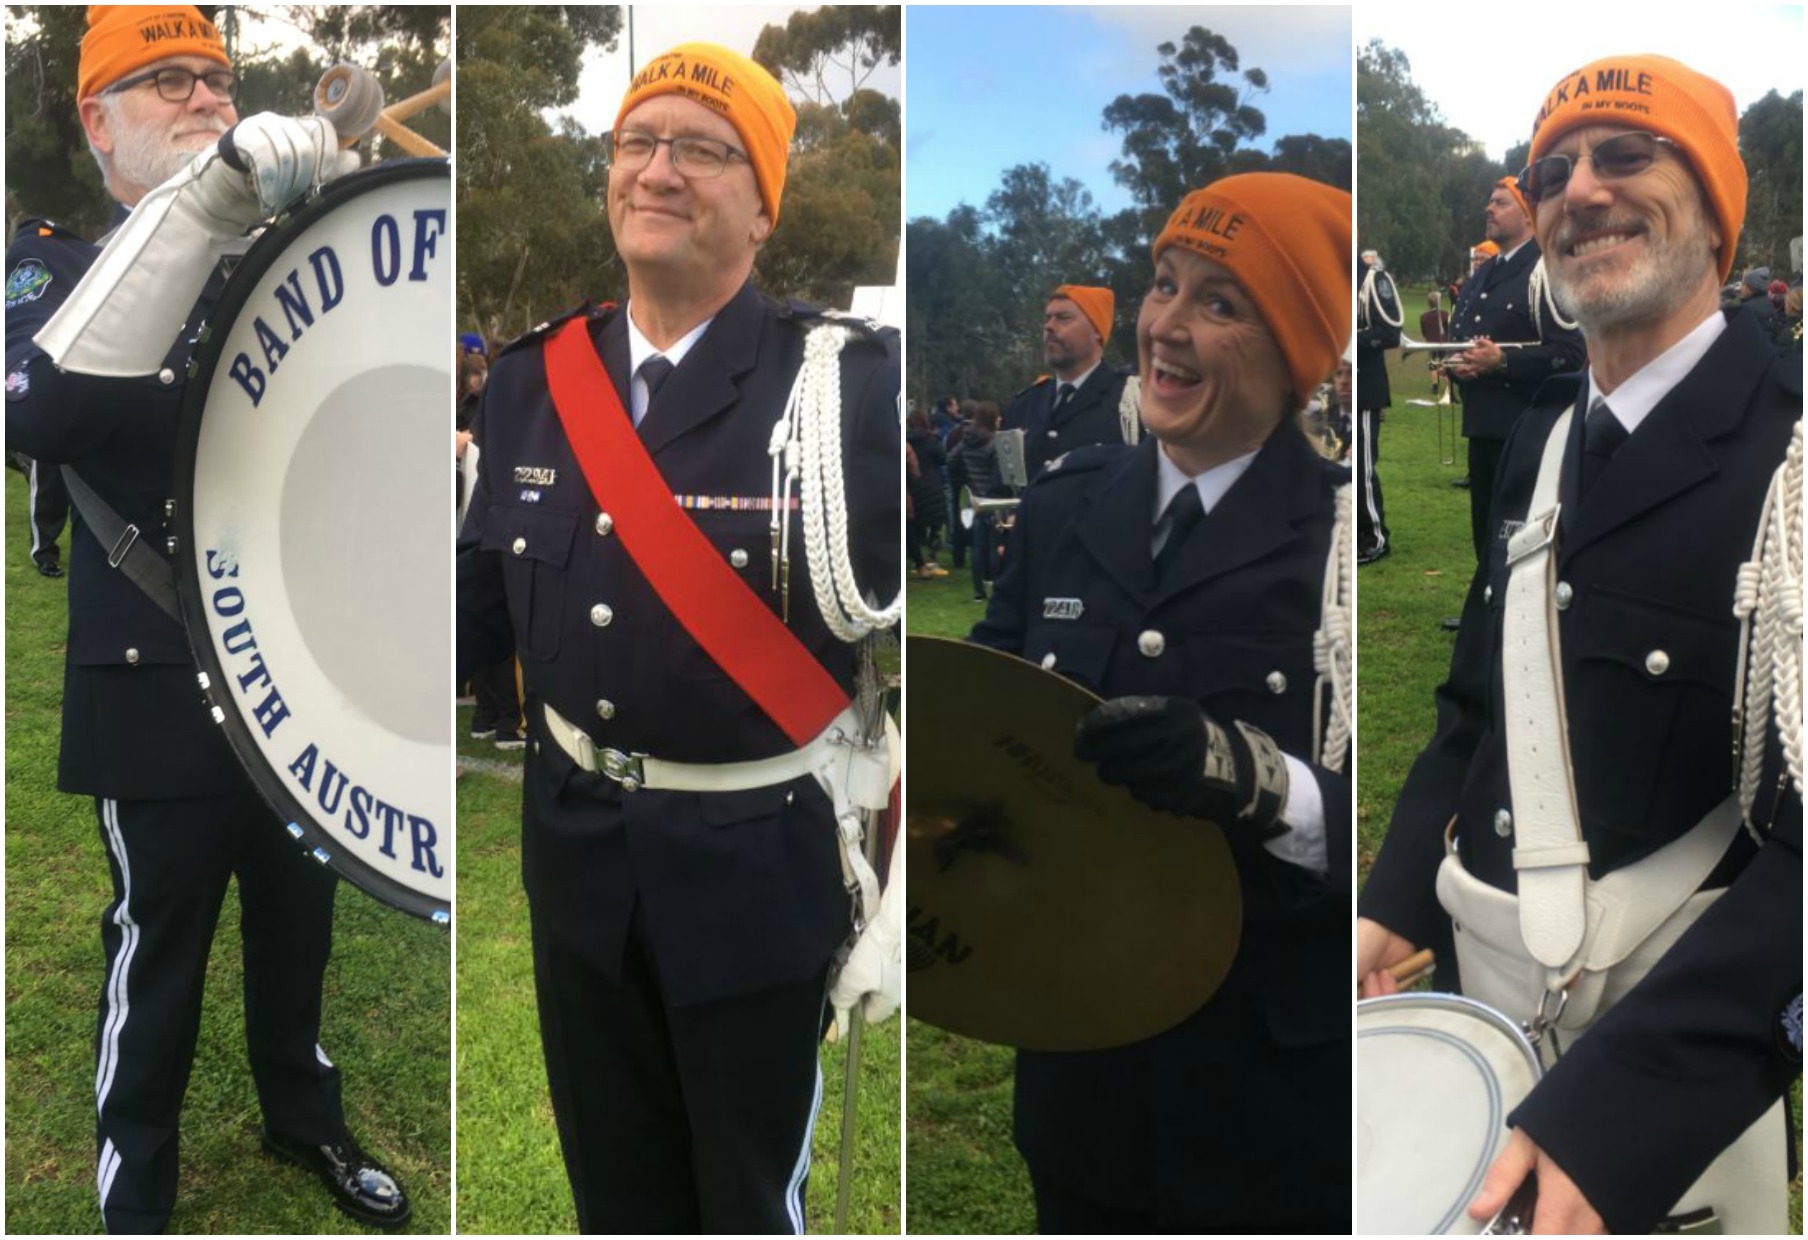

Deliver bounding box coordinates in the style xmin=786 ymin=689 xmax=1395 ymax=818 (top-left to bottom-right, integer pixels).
xmin=1518 ymin=132 xmax=1682 ymax=202
xmin=104 ymin=66 xmax=237 ymax=104
xmin=608 ymin=130 xmax=749 ymax=179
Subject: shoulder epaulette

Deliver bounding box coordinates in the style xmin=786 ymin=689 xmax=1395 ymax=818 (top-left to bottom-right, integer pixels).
xmin=10 ymin=217 xmax=84 ymax=245
xmin=779 ymin=297 xmax=891 ymax=342
xmin=1032 ymin=442 xmax=1124 ymax=484
xmin=497 ymin=300 xmax=612 ymax=357
xmin=1012 ymin=375 xmax=1054 ymax=401
xmin=1526 ymin=371 xmax=1585 ymax=412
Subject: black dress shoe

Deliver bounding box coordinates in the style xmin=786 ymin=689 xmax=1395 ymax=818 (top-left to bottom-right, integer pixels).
xmin=263 ymin=1128 xmax=411 ymax=1227
xmin=1357 ymin=543 xmax=1391 ymax=566
xmin=35 ymin=560 xmax=63 ymax=578
xmin=1451 ymin=475 xmax=1471 ymax=489
xmin=1441 ymin=616 xmax=1463 ymax=632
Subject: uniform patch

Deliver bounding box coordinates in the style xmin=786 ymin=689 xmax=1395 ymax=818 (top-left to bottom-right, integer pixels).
xmin=5 ymin=259 xmax=52 ymax=308
xmin=518 ymin=488 xmax=542 ymax=504
xmin=5 ymin=366 xmax=29 ymax=401
xmin=1497 ymin=518 xmax=1525 ymax=542
xmin=1042 ymin=598 xmax=1084 ymax=620
xmin=1782 ymin=994 xmax=1802 ymax=1063
xmin=514 ymin=465 xmax=557 ymax=486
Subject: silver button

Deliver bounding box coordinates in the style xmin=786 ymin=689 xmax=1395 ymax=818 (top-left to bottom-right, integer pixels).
xmin=1494 ymin=809 xmax=1513 ymax=837
xmin=1266 ymin=671 xmax=1287 ymax=694
xmin=590 ymin=603 xmax=614 ymax=628
xmin=1480 ymin=292 xmax=1488 ymax=300
xmin=730 ymin=549 xmax=749 ymax=569
xmin=1040 ymin=652 xmax=1057 ymax=671
xmin=511 ymin=536 xmax=526 ymax=556
xmin=1047 ymin=430 xmax=1059 ymax=438
xmin=1474 ymin=315 xmax=1482 ymax=323
xmin=125 ymin=647 xmax=140 ymax=665
xmin=1137 ymin=630 xmax=1166 ymax=658
xmin=594 ymin=512 xmax=614 ymax=536
xmin=1484 ymin=585 xmax=1493 ymax=604
xmin=1646 ymin=650 xmax=1670 ymax=676
xmin=595 ymin=699 xmax=616 ymax=720
xmin=157 ymin=367 xmax=175 ymax=385
xmin=1554 ymin=582 xmax=1574 ymax=609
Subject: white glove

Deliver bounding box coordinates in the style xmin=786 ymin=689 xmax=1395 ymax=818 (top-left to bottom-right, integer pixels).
xmin=830 ymin=825 xmax=902 ymax=1036
xmin=221 ymin=113 xmax=359 ymax=215
xmin=35 ymin=114 xmax=357 ymax=378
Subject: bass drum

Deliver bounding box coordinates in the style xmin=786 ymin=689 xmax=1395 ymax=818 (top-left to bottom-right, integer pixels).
xmin=174 ymin=158 xmax=451 ymax=922
xmin=1357 ymin=993 xmax=1543 ymax=1234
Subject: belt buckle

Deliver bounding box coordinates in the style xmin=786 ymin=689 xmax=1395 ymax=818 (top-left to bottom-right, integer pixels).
xmin=598 ymin=747 xmax=646 ymax=792
xmin=1504 ymin=504 xmax=1560 ymax=568
xmin=108 ymin=523 xmax=142 ymax=569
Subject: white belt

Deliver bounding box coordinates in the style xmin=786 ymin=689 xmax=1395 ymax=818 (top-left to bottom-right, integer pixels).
xmin=542 ymin=701 xmax=845 ymax=792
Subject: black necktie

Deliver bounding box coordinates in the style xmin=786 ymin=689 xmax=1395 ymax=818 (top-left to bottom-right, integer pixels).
xmin=637 ymin=355 xmax=675 ymax=423
xmin=1581 ymin=397 xmax=1627 ymax=498
xmin=1153 ymin=483 xmax=1206 ymax=582
xmin=1051 ymin=382 xmax=1075 ymax=414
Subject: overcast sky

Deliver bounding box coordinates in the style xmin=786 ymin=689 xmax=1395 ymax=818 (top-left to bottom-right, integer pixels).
xmin=905 ymin=5 xmax=1352 ymax=222
xmin=551 ymin=5 xmax=901 ymax=135
xmin=1362 ymin=5 xmax=1804 ymax=161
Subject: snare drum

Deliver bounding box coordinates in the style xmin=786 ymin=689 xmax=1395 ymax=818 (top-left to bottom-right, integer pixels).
xmin=173 ymin=158 xmax=451 ymax=922
xmin=1357 ymin=993 xmax=1542 ymax=1235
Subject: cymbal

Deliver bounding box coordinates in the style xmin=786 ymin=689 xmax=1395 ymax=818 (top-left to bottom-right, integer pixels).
xmin=907 ymin=635 xmax=1242 ymax=1051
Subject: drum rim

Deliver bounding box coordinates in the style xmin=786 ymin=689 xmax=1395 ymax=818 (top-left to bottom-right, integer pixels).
xmin=1356 ymin=991 xmax=1544 ymax=1234
xmin=172 ymin=157 xmax=451 ymax=925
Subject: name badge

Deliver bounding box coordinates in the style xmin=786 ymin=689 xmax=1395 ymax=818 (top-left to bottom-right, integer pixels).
xmin=1042 ymin=598 xmax=1084 ymax=620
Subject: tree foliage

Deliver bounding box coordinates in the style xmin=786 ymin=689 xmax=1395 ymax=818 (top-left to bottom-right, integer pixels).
xmin=5 ymin=5 xmax=448 ymax=237
xmin=454 ymin=5 xmax=621 ymax=342
xmin=911 ymin=25 xmax=1348 ymax=405
xmin=1738 ymin=89 xmax=1804 ymax=274
xmin=752 ymin=5 xmax=898 ymax=107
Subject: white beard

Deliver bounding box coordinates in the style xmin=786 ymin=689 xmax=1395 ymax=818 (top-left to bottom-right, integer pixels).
xmin=110 ymin=112 xmax=228 ymax=191
xmin=1546 ymin=210 xmax=1717 ymax=332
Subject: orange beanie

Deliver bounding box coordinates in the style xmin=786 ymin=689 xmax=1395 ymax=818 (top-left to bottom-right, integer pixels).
xmin=1154 ymin=173 xmax=1353 ymax=403
xmin=1051 ymin=284 xmax=1115 ymax=343
xmin=79 ymin=6 xmax=228 ymax=103
xmin=1496 ymin=175 xmax=1531 ymax=226
xmin=1529 ymin=55 xmax=1745 ymax=280
xmin=615 ymin=42 xmax=797 ymax=225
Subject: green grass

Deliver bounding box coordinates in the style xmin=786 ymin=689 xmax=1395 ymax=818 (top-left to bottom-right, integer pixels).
xmin=1359 ymin=289 xmax=1801 ymax=1232
xmin=3 ymin=468 xmax=451 ymax=1234
xmin=453 ymin=706 xmax=902 ymax=1235
xmin=901 ymin=563 xmax=1038 ymax=1234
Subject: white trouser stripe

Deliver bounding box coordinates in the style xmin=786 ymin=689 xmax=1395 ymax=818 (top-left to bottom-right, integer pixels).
xmin=27 ymin=458 xmax=45 ymax=558
xmin=315 ymin=1043 xmax=334 ymax=1069
xmin=94 ymin=799 xmax=141 ymax=1122
xmin=785 ymin=1058 xmax=825 ymax=1234
xmin=97 ymin=1139 xmax=121 ymax=1208
xmin=1360 ymin=409 xmax=1385 ymax=546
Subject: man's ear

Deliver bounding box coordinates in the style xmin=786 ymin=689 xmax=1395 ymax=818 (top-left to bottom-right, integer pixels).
xmin=79 ymin=95 xmax=115 ymax=158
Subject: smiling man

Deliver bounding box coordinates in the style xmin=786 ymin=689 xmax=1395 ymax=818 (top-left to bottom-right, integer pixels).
xmin=1360 ymin=55 xmax=1802 ymax=1235
xmin=455 ymin=41 xmax=900 ymax=1233
xmin=1003 ymin=284 xmax=1131 ymax=480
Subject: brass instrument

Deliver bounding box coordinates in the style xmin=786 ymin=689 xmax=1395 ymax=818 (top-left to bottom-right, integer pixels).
xmin=958 ymin=485 xmax=1021 ymax=530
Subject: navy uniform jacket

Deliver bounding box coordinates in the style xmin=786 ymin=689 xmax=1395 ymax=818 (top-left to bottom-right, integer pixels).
xmin=1002 ymin=364 xmax=1130 ymax=481
xmin=970 ymin=426 xmax=1351 ymax=1221
xmin=1356 ymin=268 xmax=1400 ymax=411
xmin=5 ymin=212 xmax=243 ymax=798
xmin=456 ymin=284 xmax=900 ymax=1006
xmin=1362 ymin=309 xmax=1803 ymax=1233
xmin=1450 ymin=241 xmax=1586 ymax=441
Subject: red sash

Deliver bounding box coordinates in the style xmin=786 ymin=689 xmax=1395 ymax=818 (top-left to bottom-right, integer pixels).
xmin=542 ymin=316 xmax=849 ymax=746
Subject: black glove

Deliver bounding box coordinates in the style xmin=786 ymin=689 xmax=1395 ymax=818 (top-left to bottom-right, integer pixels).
xmin=1074 ymin=695 xmax=1291 ymax=838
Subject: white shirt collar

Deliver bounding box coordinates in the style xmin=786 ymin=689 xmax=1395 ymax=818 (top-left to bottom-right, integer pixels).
xmin=1152 ymin=440 xmax=1261 ymax=525
xmin=625 ymin=301 xmax=715 ymax=423
xmin=1052 ymin=359 xmax=1101 ymax=396
xmin=1499 ymin=238 xmax=1532 ymax=264
xmin=1582 ymin=310 xmax=1725 ymax=435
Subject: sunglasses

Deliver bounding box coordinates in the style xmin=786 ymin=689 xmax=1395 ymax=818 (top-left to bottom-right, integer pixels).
xmin=1518 ymin=132 xmax=1681 ymax=202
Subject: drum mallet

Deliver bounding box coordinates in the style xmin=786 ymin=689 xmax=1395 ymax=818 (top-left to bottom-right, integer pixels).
xmin=314 ymin=61 xmax=448 ymax=159
xmin=1388 ymin=948 xmax=1437 ymax=989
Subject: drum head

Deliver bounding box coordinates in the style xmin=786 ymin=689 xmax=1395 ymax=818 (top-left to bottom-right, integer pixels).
xmin=175 ymin=160 xmax=451 ymax=922
xmin=1357 ymin=994 xmax=1543 ymax=1234
xmin=906 ymin=635 xmax=1242 ymax=1051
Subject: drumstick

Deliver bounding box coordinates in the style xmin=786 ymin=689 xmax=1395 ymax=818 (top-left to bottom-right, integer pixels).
xmin=1387 ymin=948 xmax=1436 ymax=989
